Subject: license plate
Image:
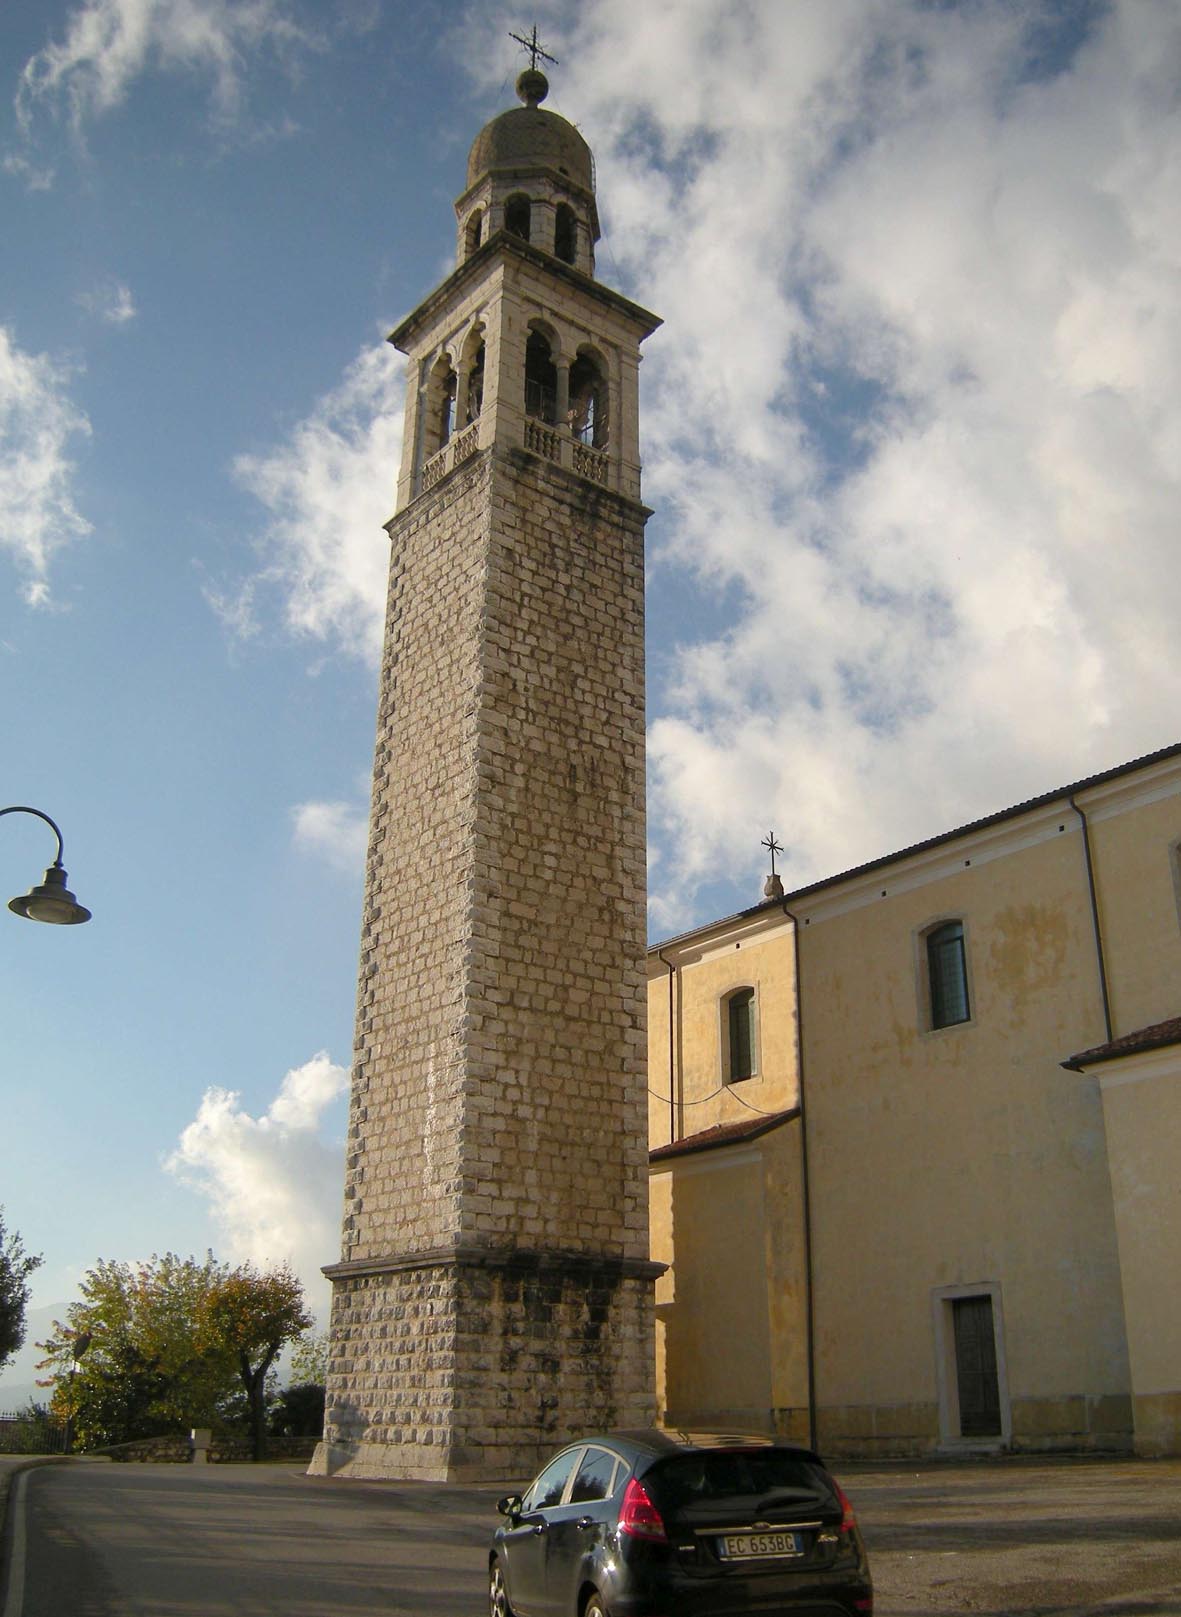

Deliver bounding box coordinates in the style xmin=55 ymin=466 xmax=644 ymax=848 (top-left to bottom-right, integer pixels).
xmin=718 ymin=1530 xmax=804 ymax=1559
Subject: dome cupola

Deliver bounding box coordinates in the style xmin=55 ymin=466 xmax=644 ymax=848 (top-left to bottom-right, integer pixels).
xmin=465 ymin=69 xmax=595 ymax=194
xmin=455 ymin=69 xmax=599 ymax=276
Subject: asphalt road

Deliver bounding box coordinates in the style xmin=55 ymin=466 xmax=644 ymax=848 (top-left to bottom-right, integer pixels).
xmin=1 ymin=1461 xmax=502 ymax=1616
xmin=1 ymin=1454 xmax=1180 ymax=1615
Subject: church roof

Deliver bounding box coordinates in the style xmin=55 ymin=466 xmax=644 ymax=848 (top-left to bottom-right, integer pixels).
xmin=1062 ymin=1016 xmax=1181 ymax=1071
xmin=649 ymin=1107 xmax=799 ymax=1164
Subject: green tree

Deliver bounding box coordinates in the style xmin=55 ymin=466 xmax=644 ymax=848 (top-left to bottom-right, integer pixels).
xmin=37 ymin=1253 xmax=237 ymax=1449
xmin=200 ymin=1264 xmax=312 ymax=1460
xmin=0 ymin=1209 xmax=43 ymax=1371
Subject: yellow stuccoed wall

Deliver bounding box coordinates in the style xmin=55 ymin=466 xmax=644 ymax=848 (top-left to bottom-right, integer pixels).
xmin=649 ymin=1125 xmax=810 ymax=1439
xmin=1087 ymin=791 xmax=1181 ymax=1032
xmin=648 ymin=914 xmax=808 ymax=1434
xmin=798 ymin=816 xmax=1133 ymax=1453
xmin=1095 ymin=1052 xmax=1181 ymax=1456
xmin=647 ymin=916 xmax=799 ymax=1152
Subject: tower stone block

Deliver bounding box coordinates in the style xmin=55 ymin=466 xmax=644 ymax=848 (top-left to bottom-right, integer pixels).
xmin=312 ymin=71 xmax=661 ymax=1483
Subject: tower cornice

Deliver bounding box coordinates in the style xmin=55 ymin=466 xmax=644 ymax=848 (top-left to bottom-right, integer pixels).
xmin=388 ymin=229 xmax=662 ymax=354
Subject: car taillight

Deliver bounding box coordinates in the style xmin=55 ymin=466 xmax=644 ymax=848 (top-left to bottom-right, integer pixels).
xmin=618 ymin=1476 xmax=668 ymax=1541
xmin=836 ymin=1483 xmax=858 ymax=1534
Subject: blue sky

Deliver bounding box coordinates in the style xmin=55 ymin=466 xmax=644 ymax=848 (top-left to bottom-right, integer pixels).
xmin=3 ymin=0 xmax=1179 ymax=1399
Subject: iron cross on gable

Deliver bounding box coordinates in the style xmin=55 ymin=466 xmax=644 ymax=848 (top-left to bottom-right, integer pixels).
xmin=509 ymin=25 xmax=558 ymax=72
xmin=762 ymin=832 xmax=784 ymax=878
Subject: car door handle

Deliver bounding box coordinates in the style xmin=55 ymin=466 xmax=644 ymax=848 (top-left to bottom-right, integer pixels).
xmin=531 ymin=1521 xmax=547 ymax=1535
xmin=576 ymin=1517 xmax=595 ymax=1531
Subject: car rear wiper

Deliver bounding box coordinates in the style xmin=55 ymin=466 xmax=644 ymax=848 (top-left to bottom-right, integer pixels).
xmin=754 ymin=1487 xmax=828 ymax=1508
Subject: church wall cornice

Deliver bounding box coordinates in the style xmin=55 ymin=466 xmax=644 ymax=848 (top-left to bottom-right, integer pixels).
xmin=389 ymin=229 xmax=661 ymax=353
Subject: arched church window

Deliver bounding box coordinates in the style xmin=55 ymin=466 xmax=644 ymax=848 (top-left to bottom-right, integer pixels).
xmin=505 ymin=193 xmax=532 ymax=243
xmin=464 ymin=209 xmax=484 ymax=259
xmin=568 ymin=349 xmax=608 ymax=448
xmin=554 ymin=203 xmax=577 ymax=265
xmin=722 ymin=987 xmax=757 ymax=1083
xmin=426 ymin=353 xmax=457 ymax=455
xmin=525 ymin=329 xmax=558 ymax=424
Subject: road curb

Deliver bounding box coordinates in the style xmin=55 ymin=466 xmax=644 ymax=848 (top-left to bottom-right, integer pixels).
xmin=0 ymin=1457 xmax=69 ymax=1522
xmin=0 ymin=1458 xmax=69 ymax=1588
xmin=0 ymin=1457 xmax=106 ymax=1557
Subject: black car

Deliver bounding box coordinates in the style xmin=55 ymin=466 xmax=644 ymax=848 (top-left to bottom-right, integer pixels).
xmin=489 ymin=1428 xmax=873 ymax=1616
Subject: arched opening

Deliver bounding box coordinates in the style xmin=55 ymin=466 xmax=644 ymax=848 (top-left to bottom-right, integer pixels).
xmin=524 ymin=329 xmax=557 ymax=424
xmin=722 ymin=986 xmax=757 ymax=1082
xmin=554 ymin=203 xmax=577 ymax=265
xmin=462 ymin=329 xmax=485 ymax=425
xmin=504 ymin=193 xmax=531 ymax=243
xmin=568 ymin=349 xmax=608 ymax=448
xmin=464 ymin=209 xmax=484 ymax=259
xmin=426 ymin=353 xmax=457 ymax=455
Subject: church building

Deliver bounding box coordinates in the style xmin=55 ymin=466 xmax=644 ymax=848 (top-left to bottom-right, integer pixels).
xmin=648 ymin=742 xmax=1181 ymax=1459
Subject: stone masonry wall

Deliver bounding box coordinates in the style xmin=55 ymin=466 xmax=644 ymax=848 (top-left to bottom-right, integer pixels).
xmin=460 ymin=451 xmax=649 ymax=1259
xmin=341 ymin=453 xmax=491 ymax=1263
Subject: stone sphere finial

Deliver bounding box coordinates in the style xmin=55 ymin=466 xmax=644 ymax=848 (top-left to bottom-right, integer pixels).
xmin=516 ymin=67 xmax=549 ymax=107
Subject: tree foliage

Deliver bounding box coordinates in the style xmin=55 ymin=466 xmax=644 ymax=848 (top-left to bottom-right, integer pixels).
xmin=37 ymin=1253 xmax=311 ymax=1456
xmin=288 ymin=1328 xmax=328 ymax=1389
xmin=37 ymin=1253 xmax=233 ymax=1449
xmin=200 ymin=1263 xmax=312 ymax=1460
xmin=270 ymin=1381 xmax=326 ymax=1438
xmin=0 ymin=1209 xmax=43 ymax=1371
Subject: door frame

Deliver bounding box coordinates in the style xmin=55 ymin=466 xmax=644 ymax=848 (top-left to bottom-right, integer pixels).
xmin=931 ymin=1281 xmax=1012 ymax=1451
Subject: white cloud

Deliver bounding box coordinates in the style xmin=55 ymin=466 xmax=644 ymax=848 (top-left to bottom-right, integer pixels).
xmin=76 ymin=279 xmax=136 ymax=324
xmin=14 ymin=0 xmax=316 ymax=137
xmin=165 ymin=1052 xmax=348 ymax=1307
xmin=291 ymin=798 xmax=369 ymax=873
xmin=232 ymin=341 xmax=402 ymax=664
xmin=0 ymin=326 xmax=91 ymax=606
xmin=520 ymin=0 xmax=1181 ymax=928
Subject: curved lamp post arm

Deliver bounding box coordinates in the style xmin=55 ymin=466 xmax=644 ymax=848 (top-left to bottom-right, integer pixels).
xmin=1 ymin=804 xmax=92 ymax=925
xmin=0 ymin=805 xmax=67 ymax=863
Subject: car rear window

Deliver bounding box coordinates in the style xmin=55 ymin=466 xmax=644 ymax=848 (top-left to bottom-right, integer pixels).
xmin=645 ymin=1450 xmax=836 ymax=1514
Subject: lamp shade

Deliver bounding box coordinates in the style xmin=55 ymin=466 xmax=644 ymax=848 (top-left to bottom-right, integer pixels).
xmin=8 ymin=863 xmax=91 ymax=925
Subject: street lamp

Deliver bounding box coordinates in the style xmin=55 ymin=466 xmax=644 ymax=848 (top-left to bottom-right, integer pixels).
xmin=2 ymin=806 xmax=92 ymax=924
xmin=65 ymin=1329 xmax=93 ymax=1455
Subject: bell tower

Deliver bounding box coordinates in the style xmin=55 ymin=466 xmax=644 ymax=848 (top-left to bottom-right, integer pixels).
xmin=311 ymin=68 xmax=662 ymax=1483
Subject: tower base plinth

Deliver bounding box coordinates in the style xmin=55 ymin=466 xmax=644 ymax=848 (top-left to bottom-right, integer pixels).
xmin=311 ymin=1248 xmax=662 ymax=1482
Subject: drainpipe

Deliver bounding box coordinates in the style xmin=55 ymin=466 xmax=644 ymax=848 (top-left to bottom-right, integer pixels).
xmin=658 ymin=949 xmax=677 ymax=1146
xmin=780 ymin=900 xmax=817 ymax=1453
xmin=1068 ymin=795 xmax=1112 ymax=1043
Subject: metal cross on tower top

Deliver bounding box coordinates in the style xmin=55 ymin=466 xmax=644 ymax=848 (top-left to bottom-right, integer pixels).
xmin=509 ymin=25 xmax=558 ymax=72
xmin=762 ymin=831 xmax=784 ymax=878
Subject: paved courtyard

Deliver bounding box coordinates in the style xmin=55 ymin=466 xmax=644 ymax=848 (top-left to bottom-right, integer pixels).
xmin=844 ymin=1456 xmax=1181 ymax=1614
